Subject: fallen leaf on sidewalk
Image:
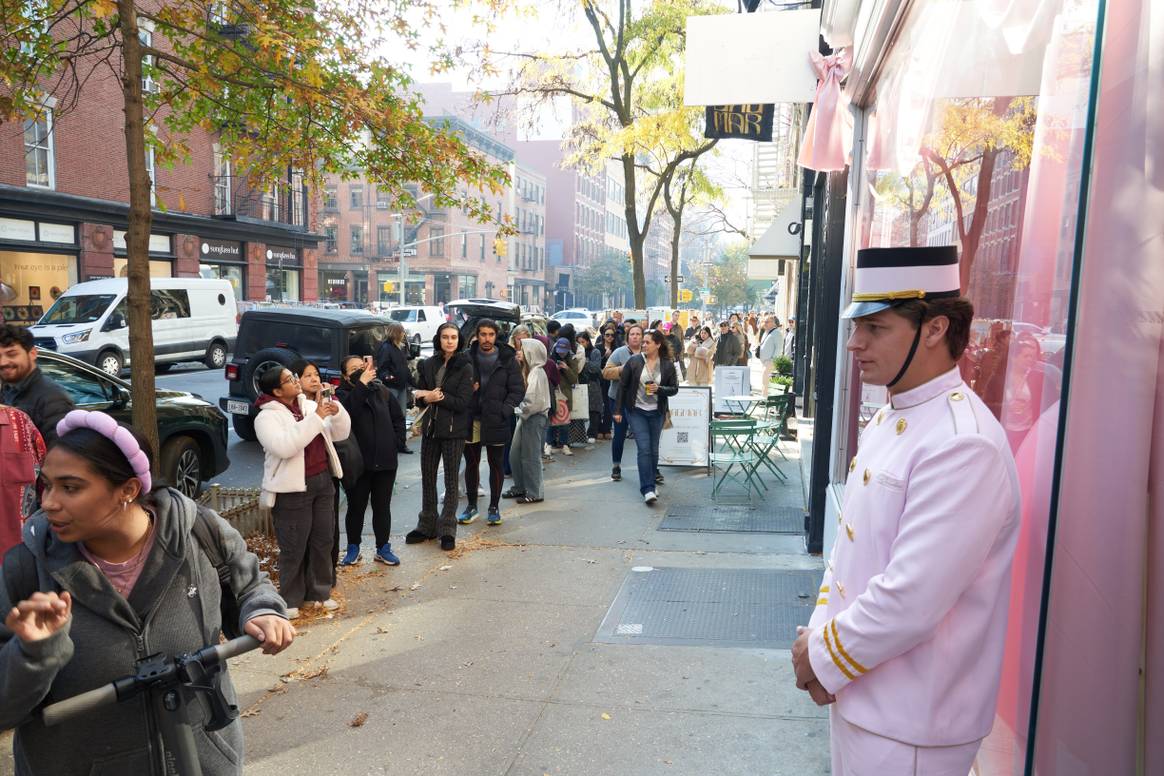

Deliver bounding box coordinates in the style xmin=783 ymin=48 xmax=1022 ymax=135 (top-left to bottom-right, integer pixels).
xmin=601 ymin=712 xmax=612 ymax=720
xmin=349 ymin=711 xmax=369 ymax=727
xmin=409 ymin=583 xmax=422 ymax=591
xmin=241 ymin=707 xmax=261 ymax=718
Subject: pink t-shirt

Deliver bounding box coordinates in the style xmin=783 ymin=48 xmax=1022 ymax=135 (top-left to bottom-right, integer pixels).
xmin=79 ymin=516 xmax=157 ymax=599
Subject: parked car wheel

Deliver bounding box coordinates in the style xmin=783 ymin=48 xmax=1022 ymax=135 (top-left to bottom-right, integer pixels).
xmin=232 ymin=413 xmax=257 ymax=441
xmin=412 ymin=333 xmax=422 ymax=345
xmin=243 ymin=347 xmax=299 ymax=401
xmin=97 ymin=349 xmax=123 ymax=376
xmin=205 ymin=340 xmax=228 ymax=370
xmin=160 ymin=435 xmax=203 ymax=498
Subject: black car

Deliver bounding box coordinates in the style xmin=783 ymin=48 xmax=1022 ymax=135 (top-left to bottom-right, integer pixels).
xmin=222 ymin=308 xmax=416 ymax=441
xmin=37 ymin=350 xmax=230 ymax=498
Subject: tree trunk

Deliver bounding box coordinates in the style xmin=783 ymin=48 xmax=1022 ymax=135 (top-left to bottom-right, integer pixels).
xmin=622 ymin=153 xmax=647 ymax=308
xmin=118 ymin=0 xmax=161 ymax=470
xmin=960 ymin=146 xmax=998 ymax=291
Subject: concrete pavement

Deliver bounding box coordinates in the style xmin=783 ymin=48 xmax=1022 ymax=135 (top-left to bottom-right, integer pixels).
xmin=2 ymin=365 xmax=831 ymax=775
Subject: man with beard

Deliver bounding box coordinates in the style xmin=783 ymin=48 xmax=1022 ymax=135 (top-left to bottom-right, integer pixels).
xmin=459 ymin=319 xmax=525 ymax=526
xmin=0 ymin=324 xmax=74 ymax=445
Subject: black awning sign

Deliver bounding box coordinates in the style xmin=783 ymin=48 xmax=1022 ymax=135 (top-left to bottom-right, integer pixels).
xmin=704 ymin=104 xmax=775 ymax=141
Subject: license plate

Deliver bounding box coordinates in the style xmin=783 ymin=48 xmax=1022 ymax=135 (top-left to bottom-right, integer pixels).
xmin=226 ymin=400 xmax=250 ymax=415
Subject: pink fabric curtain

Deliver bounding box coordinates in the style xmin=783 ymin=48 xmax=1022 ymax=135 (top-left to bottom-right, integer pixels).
xmin=798 ymin=50 xmax=853 ymax=172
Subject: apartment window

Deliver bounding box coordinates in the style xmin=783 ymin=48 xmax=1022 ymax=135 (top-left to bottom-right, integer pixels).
xmin=376 ymin=186 xmax=391 ymax=209
xmin=429 ymin=224 xmax=445 ymax=257
xmin=289 ymin=169 xmax=305 ymax=227
xmin=324 ymin=226 xmax=338 ymax=253
xmin=350 ymin=225 xmax=363 ymax=255
xmin=377 ymin=225 xmax=393 ymax=255
xmin=260 ymin=181 xmax=279 ymax=221
xmin=349 ymin=184 xmax=363 ymax=209
xmin=213 ymin=148 xmax=231 ymax=215
xmin=23 ymin=111 xmax=54 ymax=189
xmin=145 ymin=146 xmax=156 ymax=206
xmin=461 ymin=234 xmax=468 ymax=258
xmin=139 ymin=23 xmax=157 ymax=94
xmin=323 ymin=186 xmax=337 ymax=210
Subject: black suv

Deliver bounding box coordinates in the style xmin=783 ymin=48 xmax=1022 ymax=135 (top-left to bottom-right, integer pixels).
xmin=38 ymin=350 xmax=229 ymax=497
xmin=446 ymin=298 xmax=546 ymax=342
xmin=222 ymin=308 xmax=416 ymax=441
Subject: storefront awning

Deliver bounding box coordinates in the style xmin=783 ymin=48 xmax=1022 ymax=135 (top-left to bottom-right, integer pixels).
xmin=748 ymin=206 xmax=803 ymax=279
xmin=683 ymin=10 xmax=822 ymax=106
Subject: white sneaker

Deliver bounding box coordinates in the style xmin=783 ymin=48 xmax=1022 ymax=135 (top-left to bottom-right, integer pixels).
xmin=587 ymin=437 xmax=597 ymax=444
xmin=478 ymin=486 xmax=486 ymax=497
xmin=285 ymin=607 xmax=300 ymax=619
xmin=561 ymin=445 xmax=573 ymax=456
xmin=644 ymin=491 xmax=658 ymax=504
xmin=317 ymin=598 xmax=340 ymax=611
xmin=543 ymin=443 xmax=552 ymax=456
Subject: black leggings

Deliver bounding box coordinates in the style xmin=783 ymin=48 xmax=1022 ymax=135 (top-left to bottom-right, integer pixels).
xmin=344 ymin=468 xmax=397 ymax=548
xmin=464 ymin=442 xmax=505 ymax=511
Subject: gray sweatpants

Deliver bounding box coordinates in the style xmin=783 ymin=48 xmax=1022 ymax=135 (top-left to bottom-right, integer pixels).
xmin=510 ymin=413 xmax=548 ymax=500
xmin=272 ymin=471 xmax=336 ymax=607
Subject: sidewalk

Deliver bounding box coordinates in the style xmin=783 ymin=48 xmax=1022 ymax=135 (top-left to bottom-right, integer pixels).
xmin=2 ymin=414 xmax=829 ymax=775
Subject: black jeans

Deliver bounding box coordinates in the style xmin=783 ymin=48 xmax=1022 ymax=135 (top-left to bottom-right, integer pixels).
xmin=464 ymin=442 xmax=505 ymax=511
xmin=344 ymin=468 xmax=397 ymax=548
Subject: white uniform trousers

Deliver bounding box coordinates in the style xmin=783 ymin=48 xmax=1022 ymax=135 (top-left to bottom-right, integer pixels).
xmin=830 ymin=707 xmax=981 ymax=776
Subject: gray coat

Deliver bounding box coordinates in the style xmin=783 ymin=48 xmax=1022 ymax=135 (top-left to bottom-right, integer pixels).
xmin=0 ymin=488 xmax=287 ymax=776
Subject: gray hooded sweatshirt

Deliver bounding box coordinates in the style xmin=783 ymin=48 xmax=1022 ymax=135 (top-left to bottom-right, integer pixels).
xmin=0 ymin=487 xmax=287 ymax=776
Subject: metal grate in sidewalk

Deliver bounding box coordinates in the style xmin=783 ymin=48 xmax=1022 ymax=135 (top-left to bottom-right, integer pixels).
xmin=657 ymin=505 xmax=803 ymax=534
xmin=594 ymin=567 xmax=819 ymax=649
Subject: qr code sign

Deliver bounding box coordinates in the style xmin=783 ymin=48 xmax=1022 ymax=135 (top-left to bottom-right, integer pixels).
xmin=676 ymin=432 xmax=689 ymax=444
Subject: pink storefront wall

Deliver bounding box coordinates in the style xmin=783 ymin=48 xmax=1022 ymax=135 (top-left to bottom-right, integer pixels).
xmin=1029 ymin=0 xmax=1164 ymax=772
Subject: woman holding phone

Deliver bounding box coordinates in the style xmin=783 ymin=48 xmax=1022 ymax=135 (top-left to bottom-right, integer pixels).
xmin=336 ymin=355 xmax=407 ymax=566
xmin=613 ymin=330 xmax=678 ymax=505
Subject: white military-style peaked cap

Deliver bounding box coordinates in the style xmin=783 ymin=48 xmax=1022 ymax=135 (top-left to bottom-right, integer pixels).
xmin=842 ymin=246 xmax=961 ymax=319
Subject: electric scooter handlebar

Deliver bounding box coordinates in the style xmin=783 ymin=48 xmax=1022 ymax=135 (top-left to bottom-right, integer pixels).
xmin=42 ymin=635 xmax=261 ymax=727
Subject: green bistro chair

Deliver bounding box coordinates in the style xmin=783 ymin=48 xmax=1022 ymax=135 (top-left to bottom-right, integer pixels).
xmin=709 ymin=418 xmax=762 ymax=503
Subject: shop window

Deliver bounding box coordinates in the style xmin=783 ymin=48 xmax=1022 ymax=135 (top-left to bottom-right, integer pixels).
xmin=23 ymin=110 xmax=54 ymax=189
xmin=350 ymin=225 xmax=363 ymax=255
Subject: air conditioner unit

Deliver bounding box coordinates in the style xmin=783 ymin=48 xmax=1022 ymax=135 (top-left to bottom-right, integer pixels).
xmin=376 ymin=202 xmax=389 ymax=210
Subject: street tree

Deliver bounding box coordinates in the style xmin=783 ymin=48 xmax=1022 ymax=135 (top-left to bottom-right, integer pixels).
xmin=1 ymin=0 xmax=510 ymax=461
xmin=709 ymin=242 xmax=761 ymax=312
xmin=481 ymin=0 xmax=723 ymax=308
xmin=574 ymin=249 xmax=632 ymax=309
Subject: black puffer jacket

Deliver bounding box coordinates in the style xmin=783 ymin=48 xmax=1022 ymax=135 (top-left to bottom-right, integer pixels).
xmin=465 ymin=342 xmax=524 ymax=445
xmin=375 ymin=340 xmax=411 ymax=391
xmin=415 ymin=352 xmax=473 ymax=440
xmin=336 ymin=378 xmax=406 ymax=471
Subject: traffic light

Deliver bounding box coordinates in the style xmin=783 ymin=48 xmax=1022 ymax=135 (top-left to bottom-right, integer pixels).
xmin=493 ymin=238 xmax=507 ymax=257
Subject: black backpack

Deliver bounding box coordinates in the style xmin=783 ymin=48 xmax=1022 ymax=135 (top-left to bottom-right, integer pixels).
xmin=2 ymin=508 xmax=242 ymax=639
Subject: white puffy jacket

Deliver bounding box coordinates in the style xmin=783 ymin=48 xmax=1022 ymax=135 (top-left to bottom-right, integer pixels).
xmin=254 ymin=394 xmax=351 ymax=507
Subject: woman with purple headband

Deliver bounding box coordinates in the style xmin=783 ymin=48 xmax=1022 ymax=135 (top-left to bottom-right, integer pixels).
xmin=0 ymin=410 xmax=293 ymax=775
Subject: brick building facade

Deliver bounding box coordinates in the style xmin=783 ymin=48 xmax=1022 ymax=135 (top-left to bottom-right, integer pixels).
xmin=0 ymin=48 xmax=321 ymax=320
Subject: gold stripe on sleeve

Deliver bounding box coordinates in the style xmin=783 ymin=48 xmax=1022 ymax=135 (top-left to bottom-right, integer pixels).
xmin=823 ymin=623 xmax=856 ymax=680
xmin=831 ymin=620 xmax=869 ymax=675
xmin=816 ymin=597 xmax=828 ymax=605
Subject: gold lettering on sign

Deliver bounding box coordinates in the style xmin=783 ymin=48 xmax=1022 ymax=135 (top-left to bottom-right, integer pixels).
xmin=712 ymin=105 xmax=766 ymax=138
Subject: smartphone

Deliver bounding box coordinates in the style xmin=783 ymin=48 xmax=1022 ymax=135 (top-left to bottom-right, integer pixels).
xmin=320 ymin=384 xmax=335 ymax=403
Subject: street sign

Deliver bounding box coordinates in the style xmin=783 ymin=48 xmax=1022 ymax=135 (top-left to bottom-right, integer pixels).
xmin=678 ymin=289 xmax=694 ymax=302
xmin=382 ymin=281 xmax=395 ymax=293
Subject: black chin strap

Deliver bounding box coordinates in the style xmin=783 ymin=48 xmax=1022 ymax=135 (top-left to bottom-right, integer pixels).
xmin=887 ymin=322 xmax=923 ymax=388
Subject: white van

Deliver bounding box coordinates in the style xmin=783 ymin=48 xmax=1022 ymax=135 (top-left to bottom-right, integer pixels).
xmin=385 ymin=305 xmax=445 ymax=345
xmin=30 ymin=278 xmax=238 ymax=375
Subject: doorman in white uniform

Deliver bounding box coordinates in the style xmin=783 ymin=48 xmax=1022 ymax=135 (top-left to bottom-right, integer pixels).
xmin=791 ymin=246 xmax=1021 ymax=776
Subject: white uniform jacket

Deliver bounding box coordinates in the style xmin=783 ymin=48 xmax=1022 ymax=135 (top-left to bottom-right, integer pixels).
xmin=807 ymin=367 xmax=1020 ymax=746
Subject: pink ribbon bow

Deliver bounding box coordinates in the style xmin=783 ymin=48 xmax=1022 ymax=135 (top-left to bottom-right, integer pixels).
xmin=798 ymin=49 xmax=853 ymax=172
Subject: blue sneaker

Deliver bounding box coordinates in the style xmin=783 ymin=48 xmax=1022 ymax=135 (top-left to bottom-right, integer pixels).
xmin=457 ymin=505 xmax=479 ymax=525
xmin=486 ymin=508 xmax=502 ymax=526
xmin=339 ymin=544 xmax=362 ymax=566
xmin=374 ymin=543 xmax=400 ymax=566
